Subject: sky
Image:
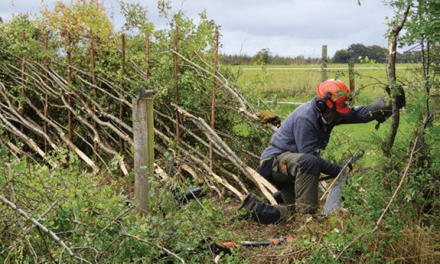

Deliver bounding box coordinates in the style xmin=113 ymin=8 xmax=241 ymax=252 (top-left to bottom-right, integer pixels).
xmin=0 ymin=0 xmax=406 ymax=58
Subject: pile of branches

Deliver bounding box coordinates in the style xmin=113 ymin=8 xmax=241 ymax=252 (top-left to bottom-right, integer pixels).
xmin=0 ymin=14 xmax=280 ymax=203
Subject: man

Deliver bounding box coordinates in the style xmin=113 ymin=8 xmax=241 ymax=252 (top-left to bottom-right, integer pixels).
xmin=233 ymin=79 xmax=405 ymax=225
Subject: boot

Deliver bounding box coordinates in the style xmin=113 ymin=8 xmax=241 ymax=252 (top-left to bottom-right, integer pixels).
xmin=229 ymin=193 xmax=262 ymax=224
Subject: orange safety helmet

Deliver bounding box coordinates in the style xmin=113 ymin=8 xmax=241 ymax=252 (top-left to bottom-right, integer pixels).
xmin=316 ymin=80 xmax=351 ymax=114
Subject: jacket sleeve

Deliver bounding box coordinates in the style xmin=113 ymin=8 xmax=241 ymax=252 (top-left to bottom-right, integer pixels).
xmin=293 ymin=116 xmax=343 ymax=177
xmin=335 ymin=105 xmax=375 ymax=125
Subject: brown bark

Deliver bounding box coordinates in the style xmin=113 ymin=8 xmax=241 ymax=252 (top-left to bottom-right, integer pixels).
xmin=383 ymin=5 xmax=410 ymax=157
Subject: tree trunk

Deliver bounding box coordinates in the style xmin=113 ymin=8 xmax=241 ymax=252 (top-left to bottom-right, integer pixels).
xmin=382 ymin=5 xmax=410 ymax=157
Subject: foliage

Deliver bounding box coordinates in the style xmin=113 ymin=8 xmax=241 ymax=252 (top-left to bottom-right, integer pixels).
xmin=0 ymin=0 xmax=435 ymax=263
xmin=38 ymin=0 xmax=114 ymax=44
xmin=0 ymin=148 xmax=247 ymax=263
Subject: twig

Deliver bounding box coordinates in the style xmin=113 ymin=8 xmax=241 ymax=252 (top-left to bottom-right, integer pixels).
xmin=373 ymin=137 xmax=419 ymax=230
xmin=335 ymin=137 xmax=419 ymax=261
xmin=0 ymin=194 xmax=89 ymax=262
xmin=121 ymin=232 xmax=185 ymax=263
xmin=305 ymin=226 xmax=335 ymax=258
xmin=250 ymin=249 xmax=306 ymax=258
xmin=90 ymin=205 xmax=134 ymax=243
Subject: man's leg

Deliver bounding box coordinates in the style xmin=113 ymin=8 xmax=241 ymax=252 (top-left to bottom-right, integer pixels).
xmin=252 ymin=152 xmax=301 ymax=224
xmin=271 ymin=152 xmax=320 ymax=214
xmin=294 ymin=154 xmax=320 ymax=214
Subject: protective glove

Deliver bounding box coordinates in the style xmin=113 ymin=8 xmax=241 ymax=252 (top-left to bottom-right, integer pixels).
xmin=257 ymin=110 xmax=281 ymax=127
xmin=370 ymin=85 xmax=405 ymax=129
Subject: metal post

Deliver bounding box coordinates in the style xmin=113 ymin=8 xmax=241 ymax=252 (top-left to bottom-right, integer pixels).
xmin=120 ymin=33 xmax=125 ymax=156
xmin=349 ymin=61 xmax=355 ymax=105
xmin=133 ymin=97 xmax=154 ymax=213
xmin=210 ymin=30 xmax=219 ymax=170
xmin=146 ymin=34 xmax=150 ymax=82
xmin=21 ymin=29 xmax=25 ymax=134
xmin=174 ymin=25 xmax=180 ymax=145
xmin=321 ymin=45 xmax=328 ymax=82
xmin=91 ymin=30 xmax=98 ymax=152
xmin=67 ymin=32 xmax=72 ymax=142
xmin=44 ymin=33 xmax=49 ymax=153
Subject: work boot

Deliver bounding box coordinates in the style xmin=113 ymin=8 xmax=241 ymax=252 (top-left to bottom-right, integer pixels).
xmin=229 ymin=193 xmax=262 ymax=224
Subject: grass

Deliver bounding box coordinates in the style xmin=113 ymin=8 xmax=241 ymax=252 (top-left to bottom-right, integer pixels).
xmin=231 ymin=63 xmax=421 ymax=99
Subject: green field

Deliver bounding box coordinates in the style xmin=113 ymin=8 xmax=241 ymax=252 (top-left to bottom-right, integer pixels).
xmin=231 ymin=63 xmax=421 ymax=105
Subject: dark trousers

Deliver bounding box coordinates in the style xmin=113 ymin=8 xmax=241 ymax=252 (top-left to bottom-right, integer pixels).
xmin=254 ymin=152 xmax=320 ymax=224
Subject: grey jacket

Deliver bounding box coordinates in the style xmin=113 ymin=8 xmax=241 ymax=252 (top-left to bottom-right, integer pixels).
xmin=261 ymin=97 xmax=374 ymax=178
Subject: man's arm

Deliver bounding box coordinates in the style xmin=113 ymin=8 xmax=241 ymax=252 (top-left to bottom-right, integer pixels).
xmin=334 ymin=105 xmax=375 ymax=125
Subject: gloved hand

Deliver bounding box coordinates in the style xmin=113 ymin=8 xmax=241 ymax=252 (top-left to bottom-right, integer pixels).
xmin=370 ymin=85 xmax=405 ymax=128
xmin=257 ymin=110 xmax=281 ymax=127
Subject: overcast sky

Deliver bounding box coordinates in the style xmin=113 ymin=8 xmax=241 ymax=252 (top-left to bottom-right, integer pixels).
xmin=1 ymin=0 xmax=405 ymax=58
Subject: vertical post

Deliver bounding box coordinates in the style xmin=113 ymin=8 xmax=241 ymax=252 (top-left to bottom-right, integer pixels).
xmin=44 ymin=33 xmax=49 ymax=153
xmin=133 ymin=97 xmax=154 ymax=214
xmin=210 ymin=30 xmax=219 ymax=170
xmin=174 ymin=25 xmax=180 ymax=144
xmin=21 ymin=29 xmax=25 ymax=134
xmin=146 ymin=34 xmax=150 ymax=82
xmin=91 ymin=30 xmax=98 ymax=152
xmin=348 ymin=61 xmax=355 ymax=105
xmin=321 ymin=45 xmax=328 ymax=82
xmin=67 ymin=32 xmax=72 ymax=142
xmin=120 ymin=33 xmax=125 ymax=156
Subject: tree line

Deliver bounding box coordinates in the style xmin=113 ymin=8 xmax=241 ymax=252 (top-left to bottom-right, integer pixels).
xmin=221 ymin=43 xmax=425 ymax=65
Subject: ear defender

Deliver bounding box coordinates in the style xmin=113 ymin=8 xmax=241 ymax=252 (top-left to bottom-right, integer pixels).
xmin=316 ymin=91 xmax=333 ymax=112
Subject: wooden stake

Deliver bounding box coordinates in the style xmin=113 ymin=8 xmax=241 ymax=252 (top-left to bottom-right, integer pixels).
xmin=210 ymin=30 xmax=219 ymax=170
xmin=321 ymin=45 xmax=327 ymax=82
xmin=133 ymin=98 xmax=154 ymax=214
xmin=348 ymin=61 xmax=355 ymax=105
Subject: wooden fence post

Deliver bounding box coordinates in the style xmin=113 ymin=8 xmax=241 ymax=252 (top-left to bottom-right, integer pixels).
xmin=133 ymin=97 xmax=154 ymax=214
xmin=349 ymin=61 xmax=355 ymax=105
xmin=321 ymin=45 xmax=328 ymax=82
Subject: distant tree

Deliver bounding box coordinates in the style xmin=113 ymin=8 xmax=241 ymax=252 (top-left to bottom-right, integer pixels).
xmin=369 ymin=45 xmax=388 ymax=63
xmin=251 ymin=48 xmax=271 ymax=65
xmin=333 ymin=49 xmax=351 ymax=63
xmin=347 ymin=43 xmax=369 ymax=62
